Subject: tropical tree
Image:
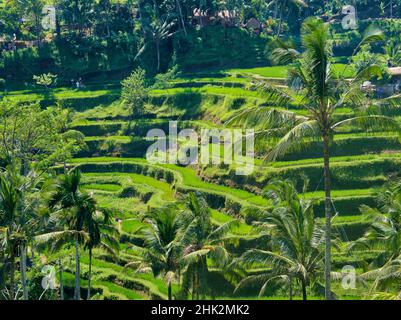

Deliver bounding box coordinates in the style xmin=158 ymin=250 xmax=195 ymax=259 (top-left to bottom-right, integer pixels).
xmin=121 ymin=67 xmax=149 ymax=122
xmin=135 ymin=17 xmax=177 ymax=71
xmin=36 ymin=168 xmax=118 ymax=300
xmin=179 ymin=193 xmax=236 ymax=299
xmin=126 ymin=206 xmax=183 ymax=300
xmin=36 ymin=169 xmax=89 ymax=300
xmin=228 ymin=18 xmax=400 ymax=299
xmin=360 ymin=256 xmax=401 ymax=299
xmin=385 ymin=39 xmax=401 ymax=66
xmin=86 ymin=207 xmax=119 ymax=300
xmin=266 ymin=0 xmax=308 ymax=35
xmin=235 ymin=180 xmax=326 ymax=300
xmin=0 ymin=103 xmax=85 ymax=176
xmin=0 ymin=164 xmax=44 ymax=300
xmin=0 ymin=171 xmax=23 ymax=300
xmin=349 ymin=181 xmax=401 ymax=267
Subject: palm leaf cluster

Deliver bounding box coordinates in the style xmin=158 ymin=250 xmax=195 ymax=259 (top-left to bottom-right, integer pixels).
xmin=128 ymin=192 xmax=236 ymax=300
xmin=228 ymin=17 xmax=401 ymax=299
xmin=235 ymin=180 xmax=326 ymax=300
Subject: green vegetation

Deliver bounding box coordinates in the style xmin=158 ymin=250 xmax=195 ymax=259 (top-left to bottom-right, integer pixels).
xmin=2 ymin=0 xmax=401 ymax=302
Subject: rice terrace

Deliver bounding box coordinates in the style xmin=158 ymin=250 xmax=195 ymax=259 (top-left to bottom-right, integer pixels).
xmin=2 ymin=0 xmax=401 ymax=304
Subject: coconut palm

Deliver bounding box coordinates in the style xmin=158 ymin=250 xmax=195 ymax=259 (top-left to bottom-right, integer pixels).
xmin=235 ymin=180 xmax=326 ymax=300
xmin=0 ymin=171 xmax=22 ymax=300
xmin=37 ymin=169 xmax=89 ymax=300
xmin=0 ymin=166 xmax=42 ymax=300
xmin=228 ymin=17 xmax=400 ymax=299
xmin=126 ymin=206 xmax=183 ymax=300
xmin=359 ymin=255 xmax=401 ymax=299
xmin=135 ymin=18 xmax=177 ymax=71
xmin=266 ymin=0 xmax=308 ymax=35
xmin=179 ymin=192 xmax=236 ymax=299
xmin=37 ymin=169 xmax=119 ymax=300
xmin=348 ymin=181 xmax=401 ymax=268
xmin=85 ymin=207 xmax=119 ymax=300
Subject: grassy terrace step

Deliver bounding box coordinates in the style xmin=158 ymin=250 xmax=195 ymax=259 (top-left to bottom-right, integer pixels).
xmin=62 ymin=251 xmax=173 ymax=300
xmin=225 ymin=64 xmax=354 ymax=79
xmin=68 ymin=157 xmax=269 ymax=211
xmin=260 ymin=152 xmax=401 ymax=168
xmin=81 ymin=172 xmax=175 ymax=214
xmin=205 ymin=153 xmax=401 ymax=193
xmin=78 ymin=254 xmax=171 ymax=300
xmin=74 ymin=120 xmax=218 ymax=138
xmin=69 ymin=157 xmax=376 ymax=230
xmin=62 ymin=272 xmax=145 ymax=300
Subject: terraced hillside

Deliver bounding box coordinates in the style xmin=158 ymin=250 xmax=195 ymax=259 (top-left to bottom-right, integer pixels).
xmin=4 ymin=63 xmax=396 ymax=299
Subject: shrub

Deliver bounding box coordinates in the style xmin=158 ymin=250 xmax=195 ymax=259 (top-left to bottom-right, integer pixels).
xmin=118 ymin=186 xmax=138 ymax=198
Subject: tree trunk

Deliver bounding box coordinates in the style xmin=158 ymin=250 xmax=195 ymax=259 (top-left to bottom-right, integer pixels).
xmin=176 ymin=0 xmax=187 ymax=36
xmin=74 ymin=238 xmax=81 ymax=300
xmin=323 ymin=133 xmax=332 ymax=300
xmin=87 ymin=248 xmax=92 ymax=300
xmin=301 ymin=279 xmax=307 ymax=301
xmin=59 ymin=260 xmax=64 ymax=300
xmin=10 ymin=255 xmax=15 ymax=300
xmin=156 ymin=41 xmax=161 ymax=71
xmin=168 ymin=280 xmax=172 ymax=300
xmin=277 ymin=7 xmax=283 ymax=36
xmin=192 ymin=272 xmax=195 ymax=300
xmin=21 ymin=245 xmax=28 ymax=300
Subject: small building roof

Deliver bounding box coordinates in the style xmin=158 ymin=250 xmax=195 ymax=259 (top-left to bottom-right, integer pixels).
xmin=388 ymin=67 xmax=401 ymax=76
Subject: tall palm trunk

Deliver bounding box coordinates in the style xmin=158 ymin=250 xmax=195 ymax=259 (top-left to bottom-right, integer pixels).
xmin=10 ymin=255 xmax=15 ymax=300
xmin=175 ymin=0 xmax=187 ymax=36
xmin=20 ymin=244 xmax=28 ymax=300
xmin=87 ymin=247 xmax=92 ymax=300
xmin=156 ymin=41 xmax=161 ymax=71
xmin=192 ymin=272 xmax=196 ymax=300
xmin=323 ymin=133 xmax=332 ymax=300
xmin=59 ymin=260 xmax=64 ymax=300
xmin=301 ymin=278 xmax=307 ymax=301
xmin=74 ymin=238 xmax=81 ymax=300
xmin=277 ymin=7 xmax=284 ymax=36
xmin=168 ymin=280 xmax=172 ymax=300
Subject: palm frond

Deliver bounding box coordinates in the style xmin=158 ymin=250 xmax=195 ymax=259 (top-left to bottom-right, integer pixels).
xmin=332 ymin=115 xmax=400 ymax=134
xmin=267 ymin=120 xmax=321 ymax=161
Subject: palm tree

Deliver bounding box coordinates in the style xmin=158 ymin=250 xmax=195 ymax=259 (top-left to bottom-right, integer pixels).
xmin=359 ymin=255 xmax=401 ymax=299
xmin=349 ymin=181 xmax=401 ymax=267
xmin=37 ymin=169 xmax=89 ymax=300
xmin=135 ymin=18 xmax=177 ymax=71
xmin=179 ymin=193 xmax=236 ymax=299
xmin=266 ymin=0 xmax=308 ymax=35
xmin=37 ymin=169 xmax=119 ymax=300
xmin=235 ymin=180 xmax=326 ymax=300
xmin=228 ymin=18 xmax=400 ymax=299
xmin=86 ymin=206 xmax=119 ymax=300
xmin=0 ymin=166 xmax=41 ymax=300
xmin=175 ymin=0 xmax=187 ymax=36
xmin=126 ymin=206 xmax=183 ymax=300
xmin=0 ymin=172 xmax=22 ymax=300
